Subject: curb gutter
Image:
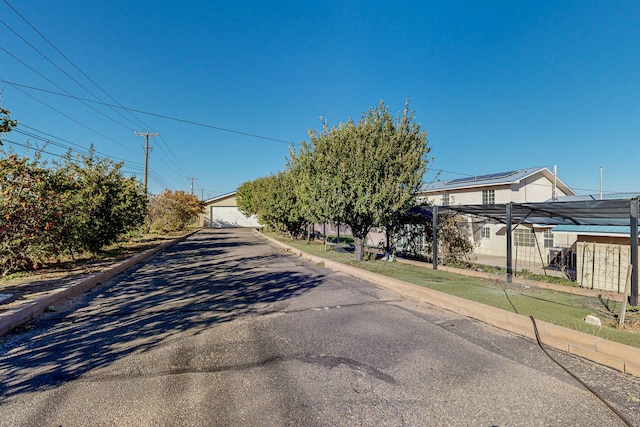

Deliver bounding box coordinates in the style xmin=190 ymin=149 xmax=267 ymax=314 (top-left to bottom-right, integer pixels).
xmin=0 ymin=229 xmax=200 ymax=337
xmin=258 ymin=231 xmax=640 ymax=378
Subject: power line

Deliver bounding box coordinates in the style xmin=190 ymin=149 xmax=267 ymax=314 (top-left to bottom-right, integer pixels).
xmin=15 ymin=123 xmax=144 ymax=167
xmin=3 ymin=136 xmax=143 ymax=171
xmin=155 ymin=133 xmax=190 ymax=176
xmin=1 ymin=0 xmax=152 ymax=131
xmin=1 ymin=81 xmax=295 ymax=145
xmin=1 ymin=0 xmax=187 ymax=178
xmin=5 ymin=80 xmax=138 ymax=153
xmin=0 ymin=45 xmax=137 ymax=132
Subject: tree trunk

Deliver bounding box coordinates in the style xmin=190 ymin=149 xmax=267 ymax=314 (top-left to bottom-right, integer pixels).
xmin=323 ymin=223 xmax=327 ymax=251
xmin=307 ymin=223 xmax=313 ymax=244
xmin=354 ymin=236 xmax=364 ymax=261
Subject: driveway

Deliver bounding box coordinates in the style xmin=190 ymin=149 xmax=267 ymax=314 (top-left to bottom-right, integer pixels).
xmin=0 ymin=228 xmax=637 ymax=426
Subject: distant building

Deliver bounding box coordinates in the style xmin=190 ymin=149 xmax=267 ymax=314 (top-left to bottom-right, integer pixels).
xmin=197 ymin=192 xmax=261 ymax=228
xmin=417 ymin=167 xmax=577 ymax=271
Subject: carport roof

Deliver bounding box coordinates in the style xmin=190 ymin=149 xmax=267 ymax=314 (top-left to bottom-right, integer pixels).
xmin=432 ymin=199 xmax=637 ymax=227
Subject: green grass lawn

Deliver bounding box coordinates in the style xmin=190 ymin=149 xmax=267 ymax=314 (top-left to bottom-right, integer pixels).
xmin=266 ymin=232 xmax=640 ymax=349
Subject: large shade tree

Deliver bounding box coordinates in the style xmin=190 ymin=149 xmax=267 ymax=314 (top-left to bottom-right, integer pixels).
xmin=292 ymin=99 xmax=430 ymax=261
xmin=237 ymin=170 xmax=307 ymax=238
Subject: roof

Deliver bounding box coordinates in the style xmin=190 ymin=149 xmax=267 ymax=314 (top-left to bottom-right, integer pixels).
xmin=553 ymin=224 xmax=640 ymax=236
xmin=431 ymin=199 xmax=637 ymax=227
xmin=203 ymin=191 xmax=236 ymax=204
xmin=551 ymin=193 xmax=640 ymax=202
xmin=421 ymin=166 xmax=574 ymax=195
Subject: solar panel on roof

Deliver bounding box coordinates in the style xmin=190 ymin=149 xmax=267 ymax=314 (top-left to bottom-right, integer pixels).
xmin=446 ymin=170 xmax=519 ymax=185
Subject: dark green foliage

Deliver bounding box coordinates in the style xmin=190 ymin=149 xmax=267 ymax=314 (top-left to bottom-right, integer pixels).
xmin=292 ymin=99 xmax=430 ymax=260
xmin=0 ymin=145 xmax=148 ymax=276
xmin=237 ymin=171 xmax=307 ymax=237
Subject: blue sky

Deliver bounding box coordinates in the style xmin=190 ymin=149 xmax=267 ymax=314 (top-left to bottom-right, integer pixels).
xmin=1 ymin=0 xmax=638 ymax=197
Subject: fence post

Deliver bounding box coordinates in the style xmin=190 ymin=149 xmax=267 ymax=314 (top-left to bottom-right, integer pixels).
xmin=432 ymin=206 xmax=438 ymax=270
xmin=630 ymin=199 xmax=638 ymax=306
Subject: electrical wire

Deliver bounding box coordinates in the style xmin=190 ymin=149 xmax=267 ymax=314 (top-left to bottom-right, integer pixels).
xmin=0 ymin=17 xmax=138 ymax=131
xmin=1 ymin=0 xmax=154 ymax=132
xmin=0 ymin=45 xmax=137 ymax=132
xmin=1 ymin=1 xmax=188 ymax=175
xmin=6 ymin=82 xmax=138 ymax=153
xmin=1 ymin=81 xmax=295 ymax=145
xmin=2 ymin=138 xmax=144 ymax=174
xmin=13 ymin=126 xmax=143 ymax=167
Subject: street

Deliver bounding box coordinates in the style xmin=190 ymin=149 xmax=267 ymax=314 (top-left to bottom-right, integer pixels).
xmin=0 ymin=228 xmax=638 ymax=426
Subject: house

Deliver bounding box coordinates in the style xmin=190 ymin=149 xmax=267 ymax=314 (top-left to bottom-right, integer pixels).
xmin=196 ymin=192 xmax=261 ymax=228
xmin=416 ymin=167 xmax=577 ymax=272
xmin=551 ymin=193 xmax=640 ymax=292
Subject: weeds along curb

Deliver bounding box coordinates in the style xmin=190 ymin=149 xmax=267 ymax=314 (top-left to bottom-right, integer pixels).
xmin=258 ymin=231 xmax=640 ymax=378
xmin=0 ymin=229 xmax=201 ymax=337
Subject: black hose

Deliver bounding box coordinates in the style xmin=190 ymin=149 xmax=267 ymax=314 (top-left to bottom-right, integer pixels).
xmin=529 ymin=315 xmax=634 ymax=427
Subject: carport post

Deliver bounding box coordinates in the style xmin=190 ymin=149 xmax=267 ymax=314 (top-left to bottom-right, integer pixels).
xmin=506 ymin=203 xmax=513 ymax=284
xmin=631 ymin=199 xmax=638 ymax=306
xmin=432 ymin=206 xmax=438 ymax=270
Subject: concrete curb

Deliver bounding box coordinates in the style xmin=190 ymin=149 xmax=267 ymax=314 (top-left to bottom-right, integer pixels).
xmin=258 ymin=231 xmax=640 ymax=378
xmin=394 ymin=257 xmax=625 ymax=302
xmin=0 ymin=229 xmax=200 ymax=337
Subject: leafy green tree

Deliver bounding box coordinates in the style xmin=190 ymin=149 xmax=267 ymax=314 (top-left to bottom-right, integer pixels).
xmin=237 ymin=171 xmax=308 ymax=237
xmin=147 ymin=190 xmax=204 ymax=233
xmin=0 ymin=152 xmax=64 ymax=275
xmin=237 ymin=177 xmax=269 ymax=221
xmin=0 ymin=107 xmax=17 ymax=145
xmin=292 ymin=99 xmax=430 ymax=261
xmin=52 ymin=148 xmax=147 ymax=253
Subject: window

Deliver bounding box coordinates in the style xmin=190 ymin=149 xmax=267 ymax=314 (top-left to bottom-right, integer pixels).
xmin=514 ymin=228 xmax=536 ymax=247
xmin=441 ymin=193 xmax=450 ymax=206
xmin=482 ymin=189 xmax=495 ymax=205
xmin=543 ymin=230 xmax=554 ymax=248
xmin=481 ymin=226 xmax=491 ymax=239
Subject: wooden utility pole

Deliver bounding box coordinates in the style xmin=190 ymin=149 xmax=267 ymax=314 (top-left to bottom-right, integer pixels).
xmin=134 ymin=131 xmax=159 ymax=194
xmin=188 ymin=178 xmax=198 ymax=195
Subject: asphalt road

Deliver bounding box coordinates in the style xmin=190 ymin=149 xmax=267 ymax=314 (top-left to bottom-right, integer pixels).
xmin=0 ymin=228 xmax=638 ymax=426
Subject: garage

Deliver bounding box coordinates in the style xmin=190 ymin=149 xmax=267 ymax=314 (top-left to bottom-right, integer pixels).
xmin=200 ymin=192 xmax=261 ymax=228
xmin=210 ymin=206 xmax=260 ymax=228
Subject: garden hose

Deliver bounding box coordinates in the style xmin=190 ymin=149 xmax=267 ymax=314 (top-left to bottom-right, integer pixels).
xmin=529 ymin=315 xmax=634 ymax=427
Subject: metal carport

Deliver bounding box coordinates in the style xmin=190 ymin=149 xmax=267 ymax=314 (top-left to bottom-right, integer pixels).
xmin=424 ymin=199 xmax=639 ymax=305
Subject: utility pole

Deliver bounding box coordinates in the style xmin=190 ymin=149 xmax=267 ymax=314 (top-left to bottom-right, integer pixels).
xmin=200 ymin=188 xmax=205 ymax=201
xmin=134 ymin=131 xmax=159 ymax=194
xmin=188 ymin=177 xmax=198 ymax=195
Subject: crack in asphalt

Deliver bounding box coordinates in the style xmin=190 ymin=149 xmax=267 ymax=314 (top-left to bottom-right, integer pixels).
xmin=74 ymin=353 xmax=399 ymax=386
xmin=280 ymin=299 xmax=403 ymax=315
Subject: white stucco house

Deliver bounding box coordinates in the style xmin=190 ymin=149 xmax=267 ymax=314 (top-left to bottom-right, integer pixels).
xmin=417 ymin=167 xmax=577 ymax=271
xmin=197 ymin=192 xmax=261 ymax=228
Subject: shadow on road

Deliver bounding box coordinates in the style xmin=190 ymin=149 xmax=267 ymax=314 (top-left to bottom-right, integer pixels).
xmin=0 ymin=229 xmax=322 ymax=399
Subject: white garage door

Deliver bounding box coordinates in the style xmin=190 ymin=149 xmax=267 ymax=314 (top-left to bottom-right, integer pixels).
xmin=210 ymin=206 xmax=261 ymax=228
